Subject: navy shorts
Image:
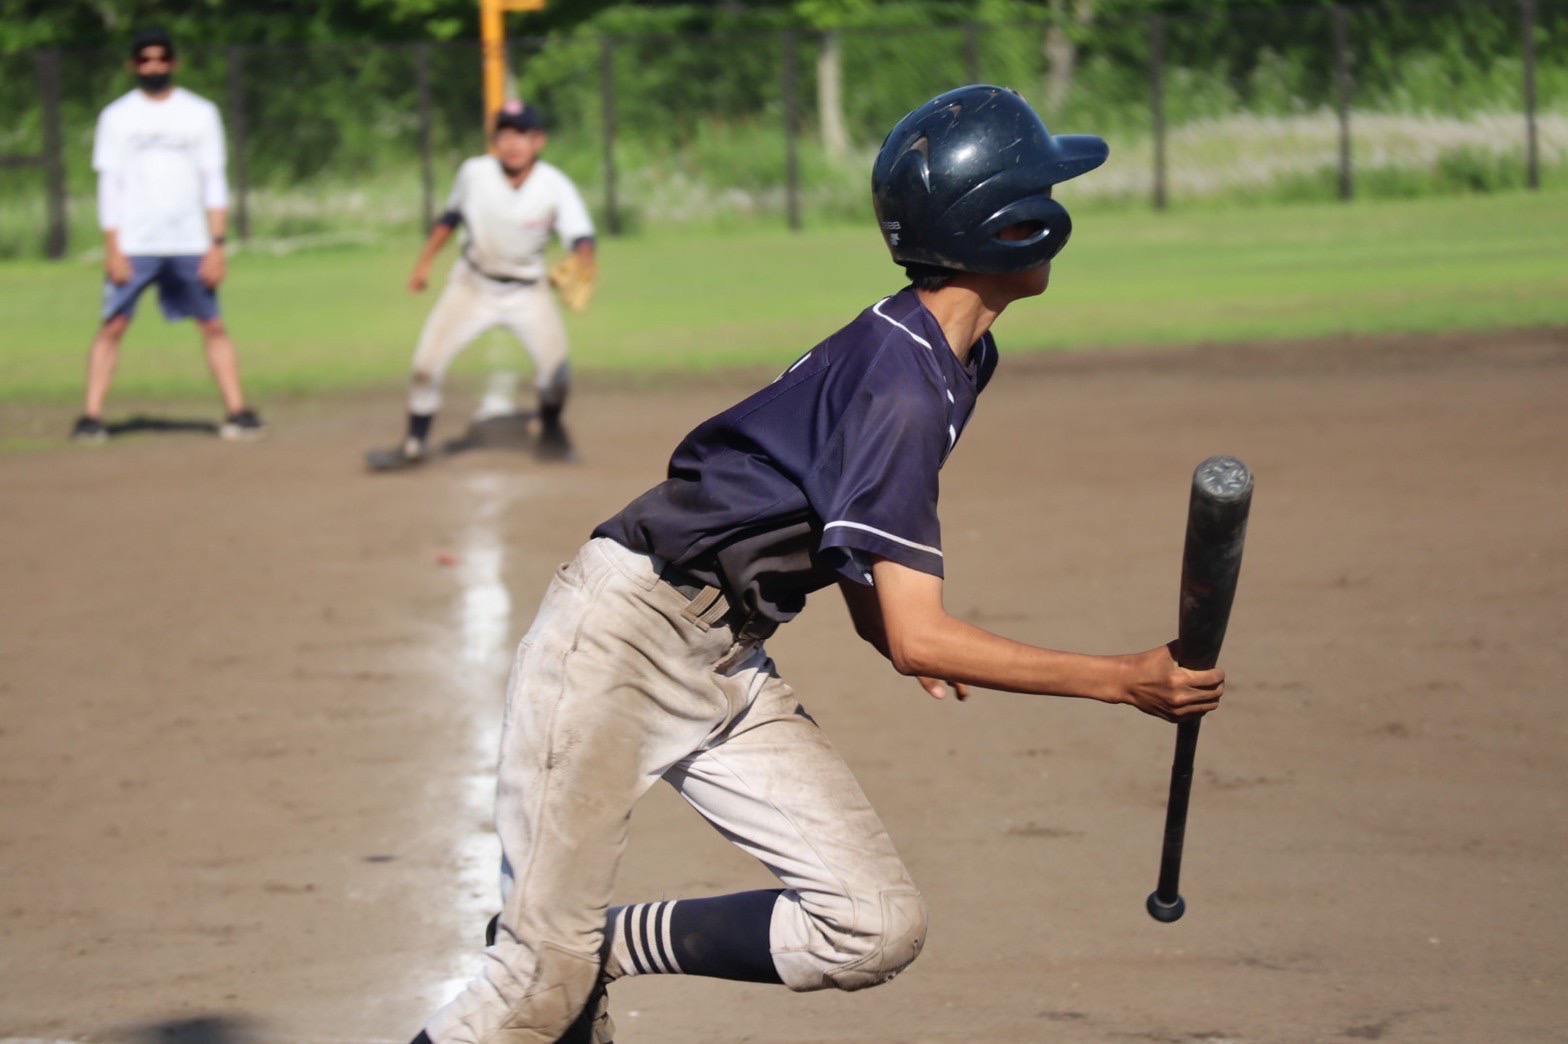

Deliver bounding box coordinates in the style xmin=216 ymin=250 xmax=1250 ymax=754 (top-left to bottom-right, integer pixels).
xmin=102 ymin=255 xmax=220 ymax=323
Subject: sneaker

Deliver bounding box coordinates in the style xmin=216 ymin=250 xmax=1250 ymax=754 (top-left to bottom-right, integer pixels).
xmin=219 ymin=408 xmax=265 ymax=441
xmin=70 ymin=415 xmax=108 ymax=443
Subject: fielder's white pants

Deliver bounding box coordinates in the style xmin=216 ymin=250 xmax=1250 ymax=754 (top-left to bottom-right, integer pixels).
xmin=408 ymin=258 xmax=570 ymax=417
xmin=425 ymin=538 xmax=926 ymax=1044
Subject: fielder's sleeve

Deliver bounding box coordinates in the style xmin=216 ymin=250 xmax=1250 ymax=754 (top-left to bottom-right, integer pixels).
xmin=551 ymin=170 xmax=595 ymax=245
xmin=198 ymin=100 xmax=230 ymax=210
xmin=814 ymin=365 xmax=948 ymax=584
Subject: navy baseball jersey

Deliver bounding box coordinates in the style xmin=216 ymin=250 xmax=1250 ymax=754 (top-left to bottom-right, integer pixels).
xmin=595 ymin=287 xmax=998 ymax=626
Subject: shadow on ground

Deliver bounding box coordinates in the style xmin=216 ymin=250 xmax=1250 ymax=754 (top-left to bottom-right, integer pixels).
xmin=105 ymin=415 xmax=220 ymax=438
xmin=121 ymin=1014 xmax=260 ymax=1043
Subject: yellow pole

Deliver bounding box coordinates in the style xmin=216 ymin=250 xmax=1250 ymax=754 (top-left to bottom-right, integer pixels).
xmin=481 ymin=0 xmax=506 ymax=130
xmin=481 ymin=0 xmax=548 ymax=132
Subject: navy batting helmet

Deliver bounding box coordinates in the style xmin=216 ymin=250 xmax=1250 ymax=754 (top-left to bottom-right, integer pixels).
xmin=871 ymin=85 xmax=1108 ymax=274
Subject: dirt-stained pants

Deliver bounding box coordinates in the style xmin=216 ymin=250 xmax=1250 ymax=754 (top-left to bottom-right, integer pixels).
xmin=408 ymin=258 xmax=569 ymax=417
xmin=424 ymin=538 xmax=926 ymax=1044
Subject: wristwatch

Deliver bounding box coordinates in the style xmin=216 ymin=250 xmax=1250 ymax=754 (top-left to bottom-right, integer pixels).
xmin=212 ymin=235 xmax=227 ymax=246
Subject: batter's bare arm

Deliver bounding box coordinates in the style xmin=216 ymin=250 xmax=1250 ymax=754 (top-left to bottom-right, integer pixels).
xmin=408 ymin=218 xmax=458 ymax=292
xmin=864 ymin=558 xmax=1223 ymax=721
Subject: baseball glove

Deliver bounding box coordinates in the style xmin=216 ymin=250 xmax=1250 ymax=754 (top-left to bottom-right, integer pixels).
xmin=548 ymin=254 xmax=596 ymax=313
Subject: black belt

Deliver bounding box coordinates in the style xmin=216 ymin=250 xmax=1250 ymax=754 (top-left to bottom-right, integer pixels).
xmin=463 ymin=252 xmax=539 ymax=285
xmin=658 ymin=561 xmax=777 ymax=642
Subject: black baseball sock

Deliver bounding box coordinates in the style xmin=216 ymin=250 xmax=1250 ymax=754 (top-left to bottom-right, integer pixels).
xmin=407 ymin=411 xmax=433 ymax=443
xmin=603 ymin=889 xmax=785 ymax=984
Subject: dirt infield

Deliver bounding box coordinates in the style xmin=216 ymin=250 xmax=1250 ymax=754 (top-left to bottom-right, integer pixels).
xmin=3 ymin=327 xmax=1566 ymax=1044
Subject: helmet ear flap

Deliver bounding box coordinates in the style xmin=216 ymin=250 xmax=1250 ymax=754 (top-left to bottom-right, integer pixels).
xmin=977 ymin=195 xmax=1073 ymax=270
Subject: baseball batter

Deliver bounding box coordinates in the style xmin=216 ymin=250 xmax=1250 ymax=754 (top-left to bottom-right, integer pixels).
xmin=407 ymin=86 xmax=1225 ymax=1044
xmin=371 ymin=101 xmax=595 ymax=469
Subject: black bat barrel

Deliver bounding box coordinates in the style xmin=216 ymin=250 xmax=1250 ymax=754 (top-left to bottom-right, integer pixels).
xmin=1176 ymin=456 xmax=1254 ymax=671
xmin=1147 ymin=455 xmax=1253 ymax=923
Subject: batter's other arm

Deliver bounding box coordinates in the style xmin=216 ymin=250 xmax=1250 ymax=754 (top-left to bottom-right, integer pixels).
xmin=864 ymin=557 xmax=1223 ymax=721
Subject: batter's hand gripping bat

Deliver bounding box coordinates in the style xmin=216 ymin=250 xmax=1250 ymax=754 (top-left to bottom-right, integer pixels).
xmin=1146 ymin=455 xmax=1254 ymax=923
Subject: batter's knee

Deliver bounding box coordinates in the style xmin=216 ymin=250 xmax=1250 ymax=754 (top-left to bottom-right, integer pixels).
xmin=819 ymin=887 xmax=928 ymax=992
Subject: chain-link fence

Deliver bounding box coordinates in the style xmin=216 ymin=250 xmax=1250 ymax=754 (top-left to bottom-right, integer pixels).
xmin=2 ymin=0 xmax=1563 ymax=260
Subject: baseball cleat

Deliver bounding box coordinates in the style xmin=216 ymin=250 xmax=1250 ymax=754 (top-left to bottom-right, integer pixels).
xmin=365 ymin=437 xmax=428 ymax=472
xmin=535 ymin=424 xmax=578 ymax=463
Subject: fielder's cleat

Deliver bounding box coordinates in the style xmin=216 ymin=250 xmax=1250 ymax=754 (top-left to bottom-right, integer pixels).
xmin=219 ymin=408 xmax=265 ymax=441
xmin=70 ymin=415 xmax=108 ymax=443
xmin=366 ymin=437 xmax=428 ymax=472
xmin=535 ymin=423 xmax=577 ymax=463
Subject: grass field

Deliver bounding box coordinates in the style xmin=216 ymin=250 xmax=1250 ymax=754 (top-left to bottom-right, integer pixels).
xmin=1 ymin=189 xmax=1565 ymax=404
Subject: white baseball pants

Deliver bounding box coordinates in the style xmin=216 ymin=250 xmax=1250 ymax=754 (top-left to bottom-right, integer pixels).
xmin=424 ymin=538 xmax=926 ymax=1044
xmin=408 ymin=258 xmax=570 ymax=417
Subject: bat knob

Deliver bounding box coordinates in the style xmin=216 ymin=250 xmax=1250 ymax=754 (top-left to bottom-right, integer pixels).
xmin=1146 ymin=891 xmax=1186 ymax=923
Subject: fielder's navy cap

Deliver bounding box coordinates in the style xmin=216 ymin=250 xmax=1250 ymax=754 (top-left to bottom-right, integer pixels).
xmin=130 ymin=27 xmax=175 ymax=59
xmin=494 ymin=100 xmax=544 ymax=134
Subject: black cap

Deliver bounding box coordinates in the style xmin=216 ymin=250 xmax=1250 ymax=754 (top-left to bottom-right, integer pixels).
xmin=493 ymin=100 xmax=544 ymax=134
xmin=130 ymin=27 xmax=176 ymax=60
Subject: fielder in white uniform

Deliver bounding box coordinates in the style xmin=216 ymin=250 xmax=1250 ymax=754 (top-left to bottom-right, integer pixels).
xmin=73 ymin=27 xmax=263 ymax=444
xmin=380 ymin=101 xmax=595 ymax=467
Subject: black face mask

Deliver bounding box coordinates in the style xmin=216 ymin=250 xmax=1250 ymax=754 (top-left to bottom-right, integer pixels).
xmin=137 ymin=72 xmax=172 ymax=92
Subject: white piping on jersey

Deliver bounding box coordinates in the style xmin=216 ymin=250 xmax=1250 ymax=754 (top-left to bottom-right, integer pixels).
xmin=871 ymin=295 xmax=959 ymax=458
xmin=773 ymin=349 xmax=813 ymax=383
xmin=825 ymin=520 xmax=943 ymax=558
xmin=872 ymin=297 xmax=934 ymax=350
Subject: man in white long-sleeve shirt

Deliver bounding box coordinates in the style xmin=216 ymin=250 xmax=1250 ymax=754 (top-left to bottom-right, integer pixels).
xmin=73 ymin=27 xmax=263 ymax=443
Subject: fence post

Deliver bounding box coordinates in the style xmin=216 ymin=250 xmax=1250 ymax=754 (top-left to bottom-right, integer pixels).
xmin=599 ymin=36 xmax=621 ymax=236
xmin=1149 ymin=14 xmax=1167 ymax=211
xmin=1332 ymin=5 xmax=1353 ymax=201
xmin=226 ymin=46 xmax=251 ymax=242
xmin=36 ymin=49 xmax=67 ymax=259
xmin=964 ymin=22 xmax=981 ymax=84
xmin=1522 ymin=0 xmax=1540 ymax=190
xmin=416 ymin=42 xmax=434 ymax=231
xmin=781 ymin=29 xmax=802 ymax=232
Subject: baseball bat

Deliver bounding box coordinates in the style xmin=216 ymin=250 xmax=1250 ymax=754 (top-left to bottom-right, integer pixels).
xmin=1145 ymin=455 xmax=1254 ymax=923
